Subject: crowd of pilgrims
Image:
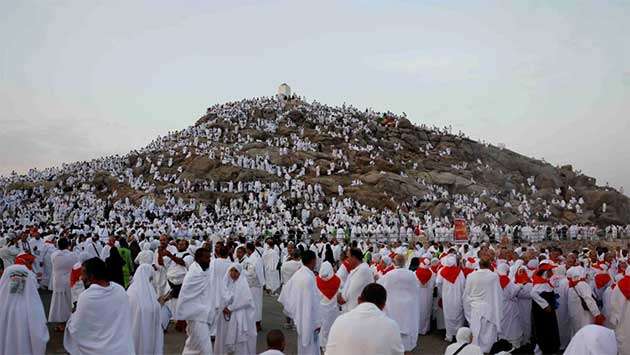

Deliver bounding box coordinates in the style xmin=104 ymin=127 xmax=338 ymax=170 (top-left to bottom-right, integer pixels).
xmin=2 ymin=96 xmax=627 ymax=249
xmin=0 ymin=226 xmax=629 ymax=355
xmin=1 ymin=95 xmax=629 ymax=354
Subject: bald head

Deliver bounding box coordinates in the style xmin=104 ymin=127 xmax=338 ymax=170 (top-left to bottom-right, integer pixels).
xmin=266 ymin=329 xmax=285 ymax=351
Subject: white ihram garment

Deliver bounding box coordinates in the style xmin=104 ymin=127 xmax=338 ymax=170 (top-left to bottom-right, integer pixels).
xmin=378 ymin=268 xmax=420 ymax=351
xmin=64 ymin=282 xmax=135 ymax=355
xmin=49 ymin=249 xmax=78 ymax=323
xmin=262 ymin=247 xmax=281 ymax=293
xmin=325 ymin=302 xmax=404 ymax=355
xmin=340 ymin=263 xmax=373 ymax=312
xmin=463 ymin=269 xmax=502 ymax=353
xmin=176 ymin=262 xmax=216 ymax=355
xmin=279 ymin=265 xmax=322 ymax=355
xmin=563 ymin=324 xmax=617 ymax=355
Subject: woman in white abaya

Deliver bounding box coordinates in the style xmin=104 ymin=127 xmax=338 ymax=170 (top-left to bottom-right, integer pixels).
xmin=127 ymin=264 xmax=163 ymax=355
xmin=0 ymin=264 xmax=50 ymax=355
xmin=214 ymin=263 xmax=257 ymax=355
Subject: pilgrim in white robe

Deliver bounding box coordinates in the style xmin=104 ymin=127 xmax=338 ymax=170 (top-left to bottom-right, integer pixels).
xmin=208 ymin=256 xmax=232 ymax=336
xmin=567 ymin=280 xmax=601 ymax=337
xmin=496 ymin=268 xmax=522 ymax=347
xmin=64 ymin=282 xmax=135 ymax=355
xmin=316 ymin=262 xmax=341 ymax=351
xmin=262 ymin=246 xmax=281 ymax=293
xmin=127 ymin=264 xmax=163 ymax=355
xmin=340 ymin=262 xmax=373 ymax=312
xmin=436 ymin=257 xmax=465 ymax=341
xmin=444 ymin=327 xmax=483 ymax=355
xmin=378 ymin=267 xmax=420 ymax=351
xmin=552 ymin=272 xmax=571 ymax=349
xmin=608 ymin=271 xmax=630 ymax=355
xmin=40 ymin=242 xmax=55 ymax=289
xmin=414 ymin=263 xmax=435 ymax=335
xmin=513 ymin=267 xmax=533 ymax=346
xmin=242 ymin=252 xmax=265 ymax=322
xmin=463 ymin=269 xmax=502 ymax=353
xmin=0 ymin=265 xmax=49 ymax=355
xmin=563 ymin=324 xmax=617 ymax=355
xmin=214 ymin=264 xmax=257 ymax=355
xmin=176 ymin=261 xmax=216 ymax=355
xmin=49 ymin=249 xmax=78 ymax=323
xmin=134 ymin=243 xmax=154 ymax=265
xmin=281 ymin=258 xmax=301 ymax=284
xmin=325 ymin=302 xmax=404 ymax=355
xmin=279 ymin=265 xmax=322 ymax=355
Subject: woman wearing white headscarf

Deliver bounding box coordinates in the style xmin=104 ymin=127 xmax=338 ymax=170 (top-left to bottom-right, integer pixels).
xmin=134 ymin=242 xmax=154 ymax=266
xmin=316 ymin=261 xmax=341 ymax=351
xmin=214 ymin=263 xmax=257 ymax=355
xmin=563 ymin=324 xmax=617 ymax=355
xmin=444 ymin=327 xmax=483 ymax=355
xmin=0 ymin=264 xmax=50 ymax=355
xmin=127 ymin=264 xmax=163 ymax=355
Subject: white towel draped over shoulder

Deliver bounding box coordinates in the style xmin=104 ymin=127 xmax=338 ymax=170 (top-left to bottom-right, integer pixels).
xmin=64 ymin=282 xmax=135 ymax=355
xmin=176 ymin=262 xmax=215 ymax=324
xmin=279 ymin=265 xmax=322 ymax=350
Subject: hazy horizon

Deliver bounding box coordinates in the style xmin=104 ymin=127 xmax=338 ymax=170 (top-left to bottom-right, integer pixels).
xmin=1 ymin=1 xmax=629 ymax=193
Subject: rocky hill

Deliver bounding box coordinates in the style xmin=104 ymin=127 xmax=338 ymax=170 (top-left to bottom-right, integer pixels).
xmin=3 ymin=94 xmax=629 ymax=228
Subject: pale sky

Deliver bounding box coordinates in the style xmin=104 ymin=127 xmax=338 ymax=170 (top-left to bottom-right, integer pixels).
xmin=1 ymin=1 xmax=629 ymax=191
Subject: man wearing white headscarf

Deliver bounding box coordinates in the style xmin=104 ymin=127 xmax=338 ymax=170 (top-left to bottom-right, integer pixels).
xmin=214 ymin=263 xmax=257 ymax=355
xmin=279 ymin=250 xmax=322 ymax=355
xmin=563 ymin=324 xmax=617 ymax=355
xmin=176 ymin=248 xmax=216 ymax=355
xmin=443 ymin=327 xmax=483 ymax=355
xmin=316 ymin=261 xmax=341 ymax=351
xmin=609 ymin=267 xmax=630 ymax=354
xmin=377 ymin=254 xmax=420 ymax=352
xmin=436 ymin=255 xmax=465 ymax=342
xmin=0 ymin=264 xmax=49 ymax=355
xmin=127 ymin=264 xmax=163 ymax=355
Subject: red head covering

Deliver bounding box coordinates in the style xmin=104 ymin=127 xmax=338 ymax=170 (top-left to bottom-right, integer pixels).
xmin=15 ymin=253 xmax=36 ymax=270
xmin=515 ymin=268 xmax=531 ymax=284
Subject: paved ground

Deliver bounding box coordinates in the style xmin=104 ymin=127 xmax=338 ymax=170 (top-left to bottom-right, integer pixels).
xmin=43 ymin=290 xmax=450 ymax=355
